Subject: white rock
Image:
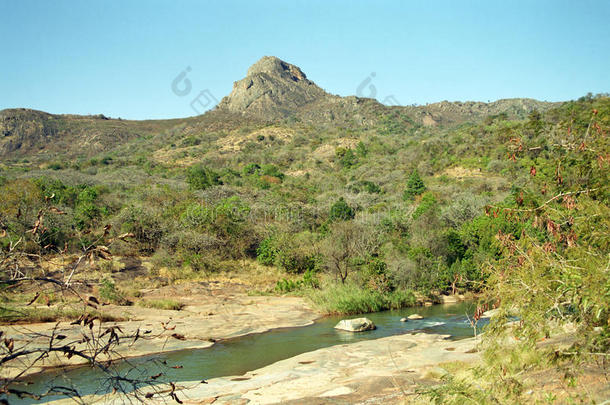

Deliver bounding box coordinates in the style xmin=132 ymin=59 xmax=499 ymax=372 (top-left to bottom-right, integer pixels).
xmin=400 ymin=317 xmax=408 ymax=322
xmin=407 ymin=314 xmax=424 ymax=320
xmin=334 ymin=317 xmax=376 ymax=332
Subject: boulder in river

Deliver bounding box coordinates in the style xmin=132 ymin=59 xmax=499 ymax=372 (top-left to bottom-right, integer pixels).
xmin=407 ymin=314 xmax=424 ymax=320
xmin=400 ymin=317 xmax=408 ymax=322
xmin=334 ymin=317 xmax=376 ymax=332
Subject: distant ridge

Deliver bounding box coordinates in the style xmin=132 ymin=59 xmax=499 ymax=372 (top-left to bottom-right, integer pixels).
xmin=1 ymin=56 xmax=561 ymax=158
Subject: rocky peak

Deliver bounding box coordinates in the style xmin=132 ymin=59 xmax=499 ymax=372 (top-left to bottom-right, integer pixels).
xmin=246 ymin=56 xmax=308 ymax=82
xmin=216 ymin=56 xmax=330 ymax=119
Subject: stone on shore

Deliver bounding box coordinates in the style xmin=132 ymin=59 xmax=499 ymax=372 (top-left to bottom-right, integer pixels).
xmin=334 ymin=317 xmax=376 ymax=332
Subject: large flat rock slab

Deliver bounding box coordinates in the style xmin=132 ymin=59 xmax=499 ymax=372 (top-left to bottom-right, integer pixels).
xmin=156 ymin=333 xmax=480 ymax=404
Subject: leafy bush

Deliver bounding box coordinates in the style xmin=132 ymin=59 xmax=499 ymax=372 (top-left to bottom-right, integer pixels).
xmin=99 ymin=278 xmax=128 ymax=305
xmin=412 ymin=192 xmax=438 ymax=219
xmin=257 ymin=232 xmax=319 ymax=273
xmin=335 ymin=148 xmax=357 ymax=168
xmin=256 ymin=236 xmax=278 ymax=266
xmin=186 ymin=165 xmax=220 ymax=190
xmin=329 ymin=197 xmax=354 ymax=221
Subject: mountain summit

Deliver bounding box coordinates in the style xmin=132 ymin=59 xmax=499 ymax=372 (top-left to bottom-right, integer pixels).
xmin=216 ymin=56 xmax=331 ymax=119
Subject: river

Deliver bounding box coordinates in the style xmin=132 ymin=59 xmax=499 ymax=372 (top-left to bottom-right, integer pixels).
xmin=12 ymin=301 xmax=486 ymax=404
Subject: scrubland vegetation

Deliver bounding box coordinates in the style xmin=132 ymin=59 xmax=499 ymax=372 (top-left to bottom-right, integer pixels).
xmin=1 ymin=93 xmax=608 ymax=402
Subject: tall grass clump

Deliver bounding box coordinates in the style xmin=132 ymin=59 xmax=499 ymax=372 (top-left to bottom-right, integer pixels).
xmin=307 ymin=282 xmax=415 ymax=315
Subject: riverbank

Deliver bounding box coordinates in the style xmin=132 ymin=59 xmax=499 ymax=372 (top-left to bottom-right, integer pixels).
xmin=2 ymin=281 xmax=318 ymax=379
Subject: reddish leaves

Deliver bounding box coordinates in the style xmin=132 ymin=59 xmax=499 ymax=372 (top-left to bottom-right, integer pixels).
xmin=529 ymin=166 xmax=536 ymax=176
xmin=516 ymin=192 xmax=524 ymax=206
xmin=563 ymin=195 xmax=576 ymax=210
xmin=546 ymin=220 xmax=560 ymax=237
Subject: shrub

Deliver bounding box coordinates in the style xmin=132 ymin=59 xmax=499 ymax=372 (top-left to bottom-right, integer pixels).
xmin=412 ymin=192 xmax=438 ymax=219
xmin=260 ymin=164 xmax=284 ymax=180
xmin=258 ymin=232 xmax=319 ymax=273
xmin=329 ymin=197 xmax=354 ymax=221
xmin=335 ymin=147 xmax=357 ymax=169
xmin=116 ymin=206 xmax=166 ymax=252
xmin=99 ymin=278 xmax=128 ymax=305
xmin=186 ymin=165 xmax=220 ymax=190
xmin=256 ymin=236 xmax=278 ymax=266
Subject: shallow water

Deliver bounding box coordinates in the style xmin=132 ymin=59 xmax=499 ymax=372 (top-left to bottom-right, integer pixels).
xmin=13 ymin=301 xmax=486 ymax=404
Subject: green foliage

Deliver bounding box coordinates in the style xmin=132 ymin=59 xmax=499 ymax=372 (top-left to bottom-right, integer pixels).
xmin=329 ymin=197 xmax=354 ymax=221
xmin=335 ymin=147 xmax=357 ymax=168
xmin=275 ymin=269 xmax=320 ymax=293
xmin=349 ymin=180 xmax=381 ymax=194
xmin=412 ymin=192 xmax=438 ymax=219
xmin=257 ymin=232 xmax=319 ymax=273
xmin=243 ymin=163 xmax=261 ymax=175
xmin=377 ymin=112 xmax=414 ymax=136
xmin=403 ymin=170 xmax=426 ymax=201
xmin=99 ymin=278 xmax=127 ymax=305
xmin=307 ymin=282 xmax=415 ymax=314
xmin=74 ymin=186 xmax=102 ymax=228
xmin=2 ymin=94 xmax=608 ymax=357
xmin=362 ymin=257 xmax=394 ymax=293
xmin=275 ymin=278 xmax=303 ymax=293
xmin=260 ymin=164 xmax=285 ymax=180
xmin=256 ymin=236 xmax=278 ymax=266
xmin=186 ymin=165 xmax=220 ymax=190
xmin=355 ymin=141 xmax=368 ymax=157
xmin=117 ymin=205 xmax=165 ymax=252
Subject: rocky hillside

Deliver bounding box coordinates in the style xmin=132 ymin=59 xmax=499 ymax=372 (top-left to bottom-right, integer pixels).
xmin=1 ymin=56 xmax=561 ymax=160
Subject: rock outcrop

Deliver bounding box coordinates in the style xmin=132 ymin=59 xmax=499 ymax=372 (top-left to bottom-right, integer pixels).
xmin=216 ymin=56 xmax=331 ymax=120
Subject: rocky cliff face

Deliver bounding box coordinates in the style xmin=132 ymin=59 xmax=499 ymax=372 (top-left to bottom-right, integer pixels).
xmin=0 ymin=109 xmax=58 ymax=155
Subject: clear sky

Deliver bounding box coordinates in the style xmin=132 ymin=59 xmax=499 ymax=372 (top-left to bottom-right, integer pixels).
xmin=1 ymin=0 xmax=609 ymax=119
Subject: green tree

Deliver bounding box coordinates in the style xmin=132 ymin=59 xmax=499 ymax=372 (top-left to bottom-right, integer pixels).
xmin=402 ymin=170 xmax=426 ymax=201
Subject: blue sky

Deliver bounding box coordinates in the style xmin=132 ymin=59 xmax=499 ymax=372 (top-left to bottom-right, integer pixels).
xmin=1 ymin=0 xmax=609 ymax=119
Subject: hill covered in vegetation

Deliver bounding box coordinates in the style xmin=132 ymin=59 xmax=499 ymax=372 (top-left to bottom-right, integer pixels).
xmin=1 ymin=56 xmax=608 ymax=403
